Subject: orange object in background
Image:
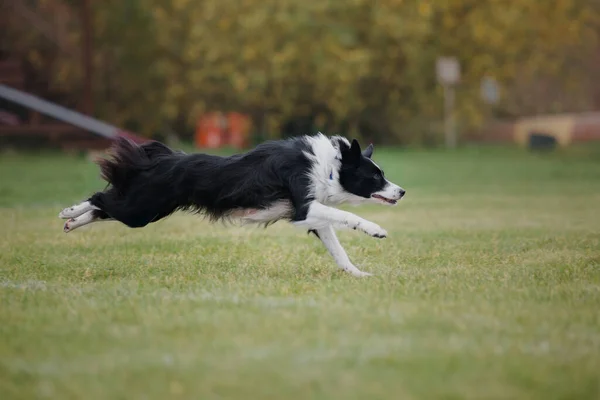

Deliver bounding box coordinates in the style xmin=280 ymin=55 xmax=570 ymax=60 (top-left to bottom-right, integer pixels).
xmin=194 ymin=112 xmax=227 ymax=149
xmin=227 ymin=112 xmax=251 ymax=149
xmin=194 ymin=111 xmax=251 ymax=149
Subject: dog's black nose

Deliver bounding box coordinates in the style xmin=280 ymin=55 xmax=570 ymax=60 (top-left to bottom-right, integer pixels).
xmin=399 ymin=189 xmax=406 ymax=198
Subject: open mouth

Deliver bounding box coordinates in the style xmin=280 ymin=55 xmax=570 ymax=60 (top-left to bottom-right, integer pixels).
xmin=372 ymin=194 xmax=397 ymax=205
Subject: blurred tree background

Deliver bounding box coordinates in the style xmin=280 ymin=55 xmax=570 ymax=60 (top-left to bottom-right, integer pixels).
xmin=2 ymin=0 xmax=600 ymax=145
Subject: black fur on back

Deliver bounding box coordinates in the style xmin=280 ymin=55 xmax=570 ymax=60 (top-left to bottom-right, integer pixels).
xmin=89 ymin=136 xmax=315 ymax=228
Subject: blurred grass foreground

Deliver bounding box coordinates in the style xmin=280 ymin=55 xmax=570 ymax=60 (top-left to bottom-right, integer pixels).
xmin=1 ymin=145 xmax=600 ymax=399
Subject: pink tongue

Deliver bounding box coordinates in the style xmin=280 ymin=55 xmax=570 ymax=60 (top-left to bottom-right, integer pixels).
xmin=374 ymin=195 xmax=395 ymax=203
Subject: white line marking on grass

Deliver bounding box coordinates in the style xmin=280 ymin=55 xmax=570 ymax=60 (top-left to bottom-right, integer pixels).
xmin=0 ymin=279 xmax=92 ymax=295
xmin=150 ymin=289 xmax=319 ymax=309
xmin=0 ymin=281 xmax=319 ymax=309
xmin=2 ymin=345 xmax=284 ymax=378
xmin=0 ymin=279 xmax=47 ymax=290
xmin=2 ymin=350 xmax=187 ymax=377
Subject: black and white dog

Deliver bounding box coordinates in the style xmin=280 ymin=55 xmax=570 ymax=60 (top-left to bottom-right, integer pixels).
xmin=59 ymin=133 xmax=405 ymax=276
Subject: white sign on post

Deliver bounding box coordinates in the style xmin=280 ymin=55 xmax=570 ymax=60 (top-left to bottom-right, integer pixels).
xmin=436 ymin=57 xmax=461 ymax=85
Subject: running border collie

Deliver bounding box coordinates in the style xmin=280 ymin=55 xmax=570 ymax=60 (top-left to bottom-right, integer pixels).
xmin=58 ymin=133 xmax=405 ymax=277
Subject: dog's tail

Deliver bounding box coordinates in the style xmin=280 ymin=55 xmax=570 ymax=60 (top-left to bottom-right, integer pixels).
xmin=97 ymin=137 xmax=179 ymax=190
xmin=141 ymin=140 xmax=184 ymax=159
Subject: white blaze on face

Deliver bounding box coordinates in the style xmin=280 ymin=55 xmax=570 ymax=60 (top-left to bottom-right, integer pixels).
xmin=364 ymin=158 xmax=406 ymax=205
xmin=371 ymin=180 xmax=405 ymax=205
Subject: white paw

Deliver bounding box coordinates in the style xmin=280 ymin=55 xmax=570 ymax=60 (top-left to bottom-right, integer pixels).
xmin=59 ymin=206 xmax=79 ymax=219
xmin=59 ymin=201 xmax=95 ymax=219
xmin=63 ymin=219 xmax=73 ymax=233
xmin=358 ymin=220 xmax=387 ymax=238
xmin=59 ymin=207 xmax=72 ymax=219
xmin=342 ymin=265 xmax=373 ymax=277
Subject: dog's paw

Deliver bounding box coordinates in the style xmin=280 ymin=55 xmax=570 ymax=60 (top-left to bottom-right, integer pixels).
xmin=59 ymin=201 xmax=94 ymax=219
xmin=341 ymin=265 xmax=373 ymax=277
xmin=59 ymin=205 xmax=79 ymax=219
xmin=358 ymin=221 xmax=387 ymax=238
xmin=63 ymin=219 xmax=74 ymax=233
xmin=59 ymin=207 xmax=71 ymax=219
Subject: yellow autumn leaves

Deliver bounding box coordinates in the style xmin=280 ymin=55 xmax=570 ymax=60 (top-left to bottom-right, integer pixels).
xmin=4 ymin=0 xmax=598 ymax=144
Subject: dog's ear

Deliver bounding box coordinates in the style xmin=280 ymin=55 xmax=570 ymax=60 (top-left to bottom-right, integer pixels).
xmin=350 ymin=139 xmax=363 ymax=165
xmin=362 ymin=143 xmax=373 ymax=159
xmin=350 ymin=139 xmax=362 ymax=157
xmin=341 ymin=139 xmax=362 ymax=167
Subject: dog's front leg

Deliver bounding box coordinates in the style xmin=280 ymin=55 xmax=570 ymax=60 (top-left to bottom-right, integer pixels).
xmin=294 ymin=201 xmax=387 ymax=238
xmin=314 ymin=225 xmax=372 ymax=277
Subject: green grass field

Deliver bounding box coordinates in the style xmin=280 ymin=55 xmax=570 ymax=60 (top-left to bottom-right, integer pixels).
xmin=1 ymin=145 xmax=599 ymax=399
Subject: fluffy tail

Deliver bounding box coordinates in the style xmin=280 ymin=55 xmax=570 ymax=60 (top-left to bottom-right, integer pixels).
xmin=97 ymin=137 xmax=179 ymax=190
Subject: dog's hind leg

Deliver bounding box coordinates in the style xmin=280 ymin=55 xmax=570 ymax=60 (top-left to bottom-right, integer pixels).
xmin=313 ymin=225 xmax=372 ymax=277
xmin=86 ymin=189 xmax=174 ymax=228
xmin=58 ymin=201 xmax=99 ymax=219
xmin=63 ymin=209 xmax=113 ymax=233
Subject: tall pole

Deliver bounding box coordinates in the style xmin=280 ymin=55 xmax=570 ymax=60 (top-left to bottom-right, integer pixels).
xmin=81 ymin=0 xmax=93 ymax=116
xmin=437 ymin=56 xmax=460 ymax=149
xmin=443 ymin=84 xmax=456 ymax=149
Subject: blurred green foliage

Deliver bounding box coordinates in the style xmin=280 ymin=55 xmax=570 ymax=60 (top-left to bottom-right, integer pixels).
xmin=4 ymin=0 xmax=600 ymax=144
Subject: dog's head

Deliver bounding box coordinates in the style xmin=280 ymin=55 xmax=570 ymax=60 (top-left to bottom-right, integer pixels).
xmin=338 ymin=139 xmax=405 ymax=205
